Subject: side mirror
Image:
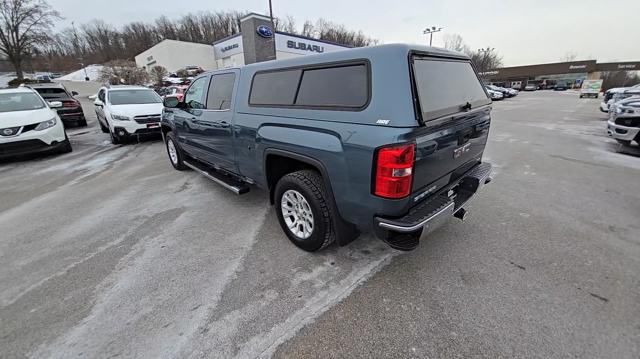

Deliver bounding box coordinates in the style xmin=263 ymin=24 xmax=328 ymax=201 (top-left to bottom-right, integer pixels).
xmin=71 ymin=91 xmax=79 ymax=96
xmin=163 ymin=96 xmax=181 ymax=108
xmin=49 ymin=101 xmax=63 ymax=109
xmin=94 ymin=99 xmax=103 ymax=107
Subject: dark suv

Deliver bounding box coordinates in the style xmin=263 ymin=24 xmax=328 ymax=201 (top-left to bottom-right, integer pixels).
xmin=27 ymin=83 xmax=87 ymax=127
xmin=161 ymin=44 xmax=493 ymax=252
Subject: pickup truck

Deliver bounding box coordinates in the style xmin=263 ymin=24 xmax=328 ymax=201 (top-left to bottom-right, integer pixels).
xmin=161 ymin=44 xmax=493 ymax=252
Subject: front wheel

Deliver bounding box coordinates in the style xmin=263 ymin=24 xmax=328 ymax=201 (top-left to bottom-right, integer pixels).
xmin=58 ymin=133 xmax=73 ymax=154
xmin=109 ymin=129 xmax=122 ymax=145
xmin=165 ymin=131 xmax=187 ymax=170
xmin=274 ymin=170 xmax=336 ymax=252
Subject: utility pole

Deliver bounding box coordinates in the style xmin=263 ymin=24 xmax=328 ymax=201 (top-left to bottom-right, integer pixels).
xmin=269 ymin=0 xmax=275 ymax=30
xmin=423 ymin=26 xmax=443 ymax=46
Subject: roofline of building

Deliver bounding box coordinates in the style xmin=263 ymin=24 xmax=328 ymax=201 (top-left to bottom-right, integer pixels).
xmin=134 ymin=38 xmax=213 ymax=58
xmin=239 ymin=12 xmax=271 ymax=22
xmin=212 ymin=33 xmax=241 ymax=45
xmin=274 ymin=31 xmax=352 ymax=48
xmin=212 ymin=30 xmax=352 ymax=49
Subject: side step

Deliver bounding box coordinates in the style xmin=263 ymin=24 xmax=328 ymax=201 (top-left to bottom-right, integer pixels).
xmin=184 ymin=160 xmax=250 ymax=195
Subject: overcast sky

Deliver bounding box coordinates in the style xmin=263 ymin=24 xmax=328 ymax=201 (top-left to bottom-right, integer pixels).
xmin=49 ymin=0 xmax=640 ymax=67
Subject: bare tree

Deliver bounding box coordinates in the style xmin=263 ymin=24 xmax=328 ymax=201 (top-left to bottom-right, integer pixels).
xmin=442 ymin=33 xmax=469 ymax=53
xmin=468 ymin=47 xmax=503 ymax=76
xmin=149 ymin=65 xmax=167 ymax=86
xmin=601 ymin=71 xmax=640 ymax=91
xmin=560 ymin=51 xmax=577 ymax=62
xmin=0 ymin=0 xmax=60 ymax=78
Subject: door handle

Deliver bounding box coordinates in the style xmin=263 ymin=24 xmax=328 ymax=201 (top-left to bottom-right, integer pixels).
xmin=219 ymin=121 xmax=230 ymax=128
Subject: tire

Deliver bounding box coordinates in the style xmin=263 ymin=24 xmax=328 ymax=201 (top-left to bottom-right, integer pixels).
xmin=274 ymin=170 xmax=335 ymax=252
xmin=109 ymin=128 xmax=122 ymax=145
xmin=165 ymin=131 xmax=187 ymax=170
xmin=616 ymin=139 xmax=632 ymax=146
xmin=79 ymin=119 xmax=88 ymax=127
xmin=99 ymin=120 xmax=109 ymax=133
xmin=58 ymin=134 xmax=73 ymax=154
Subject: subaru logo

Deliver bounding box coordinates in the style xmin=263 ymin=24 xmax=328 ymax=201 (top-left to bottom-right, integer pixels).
xmin=256 ymin=25 xmax=273 ymax=38
xmin=2 ymin=128 xmax=14 ymax=136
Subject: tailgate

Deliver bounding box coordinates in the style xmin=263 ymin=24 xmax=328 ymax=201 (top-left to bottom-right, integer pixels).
xmin=408 ymin=54 xmax=492 ymax=196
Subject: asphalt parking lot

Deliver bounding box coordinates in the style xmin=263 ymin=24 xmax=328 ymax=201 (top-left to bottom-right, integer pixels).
xmin=1 ymin=91 xmax=639 ymax=358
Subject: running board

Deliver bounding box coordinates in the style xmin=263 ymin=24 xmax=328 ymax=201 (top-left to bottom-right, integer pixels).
xmin=183 ymin=161 xmax=250 ymax=195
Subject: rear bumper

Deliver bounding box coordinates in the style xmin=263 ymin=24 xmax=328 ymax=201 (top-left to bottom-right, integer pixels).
xmin=375 ymin=162 xmax=492 ymax=233
xmin=59 ymin=111 xmax=86 ymax=125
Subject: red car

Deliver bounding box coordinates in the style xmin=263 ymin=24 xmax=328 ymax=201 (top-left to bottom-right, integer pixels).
xmin=164 ymin=85 xmax=189 ymax=102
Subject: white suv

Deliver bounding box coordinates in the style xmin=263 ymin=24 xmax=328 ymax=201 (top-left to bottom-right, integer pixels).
xmin=0 ymin=87 xmax=72 ymax=159
xmin=94 ymin=86 xmax=164 ymax=144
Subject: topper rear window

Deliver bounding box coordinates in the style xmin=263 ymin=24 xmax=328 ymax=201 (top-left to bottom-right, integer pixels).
xmin=412 ymin=57 xmax=490 ymax=121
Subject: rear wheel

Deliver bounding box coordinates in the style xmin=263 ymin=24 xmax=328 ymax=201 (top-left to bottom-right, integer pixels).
xmin=274 ymin=170 xmax=335 ymax=252
xmin=165 ymin=131 xmax=187 ymax=170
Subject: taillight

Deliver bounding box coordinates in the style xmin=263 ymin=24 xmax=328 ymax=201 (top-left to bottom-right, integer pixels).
xmin=63 ymin=100 xmax=80 ymax=108
xmin=374 ymin=143 xmax=415 ymax=199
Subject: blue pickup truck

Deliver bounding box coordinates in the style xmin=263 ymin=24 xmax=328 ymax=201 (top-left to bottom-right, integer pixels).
xmin=161 ymin=44 xmax=493 ymax=252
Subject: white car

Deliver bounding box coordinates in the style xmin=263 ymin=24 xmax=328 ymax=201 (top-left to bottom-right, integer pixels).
xmin=485 ymin=88 xmax=504 ymax=101
xmin=94 ymin=85 xmax=164 ymax=144
xmin=0 ymin=87 xmax=71 ymax=159
xmin=601 ymin=87 xmax=631 ymax=112
xmin=607 ymin=96 xmax=640 ymax=146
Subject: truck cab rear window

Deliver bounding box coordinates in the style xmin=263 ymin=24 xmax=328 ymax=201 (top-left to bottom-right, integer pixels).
xmin=249 ymin=63 xmax=369 ymax=110
xmin=412 ymin=58 xmax=490 ymax=121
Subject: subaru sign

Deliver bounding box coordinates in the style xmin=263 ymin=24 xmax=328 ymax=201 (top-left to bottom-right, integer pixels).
xmin=256 ymin=25 xmax=273 ymax=38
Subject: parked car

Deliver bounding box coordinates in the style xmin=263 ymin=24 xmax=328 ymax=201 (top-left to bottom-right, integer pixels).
xmin=0 ymin=87 xmax=72 ymax=159
xmin=601 ymin=87 xmax=629 ymax=112
xmin=164 ymin=85 xmax=189 ymax=102
xmin=524 ymin=83 xmax=537 ymax=91
xmin=554 ymin=83 xmax=568 ymax=91
xmin=94 ymin=85 xmax=164 ymax=144
xmin=25 ymin=82 xmax=87 ymax=127
xmin=184 ymin=66 xmax=205 ymax=76
xmin=486 ymin=84 xmax=517 ymax=98
xmin=161 ymin=44 xmax=493 ymax=252
xmin=607 ymin=96 xmax=640 ymax=146
xmin=486 ymin=88 xmax=504 ymax=101
xmin=579 ymin=79 xmax=603 ymax=98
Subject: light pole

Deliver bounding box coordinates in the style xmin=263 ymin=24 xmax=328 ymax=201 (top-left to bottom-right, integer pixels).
xmin=423 ymin=26 xmax=443 ymax=46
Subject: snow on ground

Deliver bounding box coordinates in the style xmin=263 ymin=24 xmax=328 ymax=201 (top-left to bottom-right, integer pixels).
xmin=57 ymin=65 xmax=103 ymax=82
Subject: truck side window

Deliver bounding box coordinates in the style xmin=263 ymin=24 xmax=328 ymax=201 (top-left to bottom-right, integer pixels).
xmin=296 ymin=65 xmax=368 ymax=108
xmin=98 ymin=89 xmax=105 ymax=102
xmin=185 ymin=77 xmax=208 ymax=109
xmin=206 ymin=73 xmax=236 ymax=110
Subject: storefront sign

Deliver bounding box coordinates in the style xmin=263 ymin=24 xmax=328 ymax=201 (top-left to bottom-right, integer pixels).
xmin=569 ymin=65 xmax=586 ymax=70
xmin=221 ymin=43 xmax=239 ymax=53
xmin=286 ymin=40 xmax=324 ymax=53
xmin=256 ymin=25 xmax=274 ymax=38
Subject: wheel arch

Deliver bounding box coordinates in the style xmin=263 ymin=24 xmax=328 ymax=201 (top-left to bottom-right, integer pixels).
xmin=263 ymin=148 xmax=359 ymax=246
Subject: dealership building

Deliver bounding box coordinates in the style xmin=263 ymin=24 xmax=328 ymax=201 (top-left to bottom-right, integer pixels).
xmin=135 ymin=13 xmax=350 ymax=72
xmin=481 ymin=60 xmax=640 ymax=89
